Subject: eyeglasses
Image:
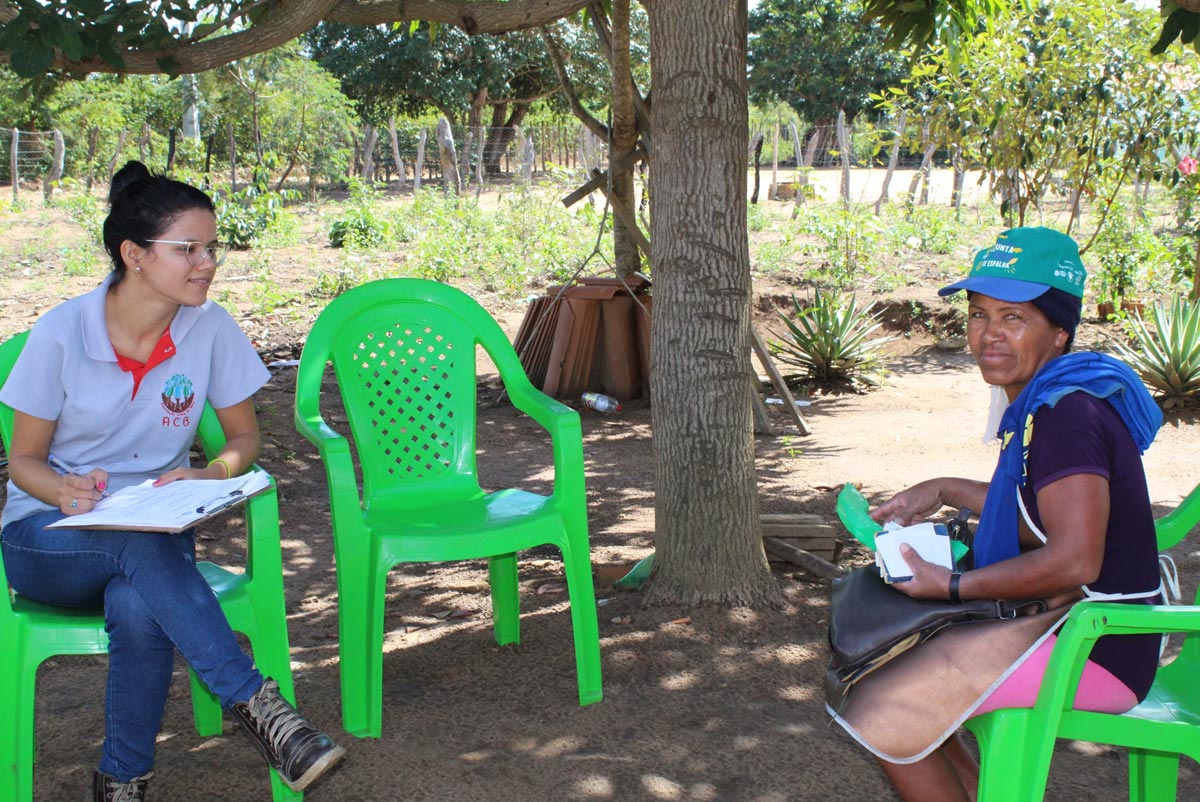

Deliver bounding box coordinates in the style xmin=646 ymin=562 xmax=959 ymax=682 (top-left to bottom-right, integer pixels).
xmin=144 ymin=239 xmax=230 ymax=267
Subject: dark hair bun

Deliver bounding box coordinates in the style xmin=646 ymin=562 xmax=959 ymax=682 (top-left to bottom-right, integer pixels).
xmin=109 ymin=160 xmax=153 ymax=205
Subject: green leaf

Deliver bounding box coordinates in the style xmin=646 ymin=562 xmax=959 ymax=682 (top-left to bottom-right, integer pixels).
xmin=57 ymin=25 xmax=85 ymax=62
xmin=10 ymin=36 xmax=54 ymax=77
xmin=96 ymin=39 xmax=127 ymax=71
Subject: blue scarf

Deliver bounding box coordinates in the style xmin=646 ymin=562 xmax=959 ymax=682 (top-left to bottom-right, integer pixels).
xmin=972 ymin=352 xmax=1162 ymax=569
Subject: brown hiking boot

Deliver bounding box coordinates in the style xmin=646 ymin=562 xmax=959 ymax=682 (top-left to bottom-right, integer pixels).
xmin=230 ymin=678 xmax=346 ymax=792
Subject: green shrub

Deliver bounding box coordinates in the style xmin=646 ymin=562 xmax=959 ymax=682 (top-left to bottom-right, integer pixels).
xmin=328 ymin=179 xmax=388 ymax=249
xmin=793 ymin=205 xmax=883 ymax=289
xmin=770 ymin=291 xmax=893 ymax=389
xmin=1114 ymin=296 xmax=1200 ymax=408
xmin=215 ymin=158 xmax=300 ymax=249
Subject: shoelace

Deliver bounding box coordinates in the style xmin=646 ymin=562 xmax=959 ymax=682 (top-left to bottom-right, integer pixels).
xmin=249 ymin=683 xmax=311 ymax=756
xmin=105 ymin=773 xmax=150 ymax=802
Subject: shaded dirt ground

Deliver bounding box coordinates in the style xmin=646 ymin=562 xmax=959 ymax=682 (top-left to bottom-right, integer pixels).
xmin=3 ymin=187 xmax=1200 ymax=801
xmin=10 ymin=306 xmax=1200 ymax=802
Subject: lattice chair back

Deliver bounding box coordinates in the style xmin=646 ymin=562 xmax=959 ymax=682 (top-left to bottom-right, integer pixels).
xmin=300 ymin=280 xmax=500 ymax=510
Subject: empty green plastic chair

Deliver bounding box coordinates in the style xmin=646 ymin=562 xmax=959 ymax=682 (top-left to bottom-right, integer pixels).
xmin=294 ymin=278 xmax=603 ymax=738
xmin=0 ymin=331 xmax=302 ymax=802
xmin=965 ymin=482 xmax=1200 ymax=801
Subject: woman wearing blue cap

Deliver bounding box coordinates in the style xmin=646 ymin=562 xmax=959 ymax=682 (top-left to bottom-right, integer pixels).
xmin=828 ymin=227 xmax=1166 ymax=801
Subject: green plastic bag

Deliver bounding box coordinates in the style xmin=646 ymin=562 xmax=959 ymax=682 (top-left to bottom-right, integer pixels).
xmin=835 ymin=483 xmax=969 ymax=562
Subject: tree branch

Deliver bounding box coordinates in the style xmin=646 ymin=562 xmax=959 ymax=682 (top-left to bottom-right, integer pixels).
xmin=538 ymin=22 xmax=608 ymax=141
xmin=326 ymin=0 xmax=590 ymax=33
xmin=0 ymin=0 xmax=591 ymax=76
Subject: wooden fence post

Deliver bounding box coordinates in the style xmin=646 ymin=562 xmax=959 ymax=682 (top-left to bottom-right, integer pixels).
xmin=10 ymin=128 xmax=18 ymax=203
xmin=474 ymin=128 xmax=485 ymax=200
xmin=875 ymin=108 xmax=906 ymax=215
xmin=388 ymin=118 xmax=406 ymax=192
xmin=836 ymin=110 xmax=851 ymax=209
xmin=361 ymin=123 xmax=377 ymax=182
xmin=414 ymin=129 xmax=427 ymax=192
xmin=951 ymin=146 xmax=965 ymax=212
xmin=84 ymin=126 xmax=99 ymax=191
xmin=770 ymin=122 xmax=779 ymax=200
xmin=138 ymin=122 xmax=151 ymax=163
xmin=228 ymin=123 xmax=237 ymax=193
xmin=43 ymin=129 xmax=65 ymax=202
xmin=518 ymin=130 xmax=535 ymax=185
xmin=107 ymin=129 xmax=127 ymax=182
xmin=436 ymin=118 xmax=461 ymax=195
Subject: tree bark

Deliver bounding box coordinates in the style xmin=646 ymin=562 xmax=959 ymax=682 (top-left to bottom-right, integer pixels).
xmin=643 ymin=0 xmax=779 ymax=608
xmin=604 ymin=0 xmax=641 ymax=277
xmin=482 ymin=102 xmax=531 ymax=176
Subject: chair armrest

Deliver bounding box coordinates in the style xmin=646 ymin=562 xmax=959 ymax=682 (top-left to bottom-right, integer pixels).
xmin=980 ymin=601 xmax=1200 ymax=794
xmin=1156 ymin=481 xmax=1200 ymax=550
xmin=293 ymin=410 xmax=366 ymax=517
xmin=504 ymin=381 xmax=586 ymax=502
xmin=1027 ymin=603 xmax=1200 ymax=723
xmin=242 ymin=473 xmax=284 ymax=582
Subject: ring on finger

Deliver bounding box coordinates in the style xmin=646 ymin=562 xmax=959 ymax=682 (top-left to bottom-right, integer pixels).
xmin=70 ymin=498 xmax=78 ymax=509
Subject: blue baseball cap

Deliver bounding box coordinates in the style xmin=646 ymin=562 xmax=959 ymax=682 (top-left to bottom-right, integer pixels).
xmin=938 ymin=227 xmax=1087 ymax=301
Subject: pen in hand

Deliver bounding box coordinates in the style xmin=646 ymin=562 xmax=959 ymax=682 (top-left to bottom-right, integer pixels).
xmin=47 ymin=454 xmax=110 ymax=498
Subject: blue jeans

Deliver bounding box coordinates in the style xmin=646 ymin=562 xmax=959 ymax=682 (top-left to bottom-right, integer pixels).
xmin=1 ymin=509 xmax=263 ymax=781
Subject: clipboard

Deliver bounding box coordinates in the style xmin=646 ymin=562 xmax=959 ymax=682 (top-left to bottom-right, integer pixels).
xmin=46 ymin=471 xmax=272 ymax=533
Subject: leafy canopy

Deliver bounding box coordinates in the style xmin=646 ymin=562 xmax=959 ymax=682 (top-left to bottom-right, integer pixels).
xmin=748 ymin=0 xmax=908 ymax=125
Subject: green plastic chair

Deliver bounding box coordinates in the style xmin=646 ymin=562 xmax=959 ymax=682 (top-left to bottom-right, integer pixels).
xmin=0 ymin=331 xmax=302 ymax=802
xmin=294 ymin=278 xmax=603 ymax=738
xmin=965 ymin=482 xmax=1200 ymax=802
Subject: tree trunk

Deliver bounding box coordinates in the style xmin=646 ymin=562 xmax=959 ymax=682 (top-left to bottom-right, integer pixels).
xmin=608 ymin=0 xmax=641 ymax=277
xmin=644 ymin=0 xmax=779 ymax=607
xmin=482 ymin=102 xmax=531 ymax=177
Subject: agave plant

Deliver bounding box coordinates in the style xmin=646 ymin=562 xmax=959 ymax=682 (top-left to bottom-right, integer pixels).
xmin=770 ymin=291 xmax=894 ymax=388
xmin=1114 ymin=296 xmax=1200 ymax=408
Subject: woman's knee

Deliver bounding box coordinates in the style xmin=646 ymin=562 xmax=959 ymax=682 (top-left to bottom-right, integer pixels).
xmin=104 ymin=578 xmax=170 ymax=651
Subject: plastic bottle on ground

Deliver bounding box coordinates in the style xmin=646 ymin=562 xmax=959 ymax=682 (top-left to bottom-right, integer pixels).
xmin=582 ymin=392 xmax=621 ymax=413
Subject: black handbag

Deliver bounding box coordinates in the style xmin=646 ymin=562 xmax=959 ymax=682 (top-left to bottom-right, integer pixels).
xmin=828 ymin=566 xmax=1045 ymax=688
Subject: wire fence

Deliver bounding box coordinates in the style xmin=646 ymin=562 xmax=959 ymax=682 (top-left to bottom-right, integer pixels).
xmin=0 ymin=116 xmax=1083 ymax=213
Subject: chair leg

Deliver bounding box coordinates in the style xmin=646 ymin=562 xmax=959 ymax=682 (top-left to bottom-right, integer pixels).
xmin=965 ymin=710 xmax=1053 ymax=802
xmin=188 ymin=667 xmax=224 ymax=737
xmin=338 ymin=560 xmax=388 ymax=738
xmin=560 ymin=542 xmax=603 ymax=707
xmin=488 ymin=553 xmax=520 ymax=647
xmin=1129 ymin=749 xmax=1179 ymax=802
xmin=269 ymin=768 xmax=305 ymax=802
xmin=0 ymin=653 xmax=34 ymax=802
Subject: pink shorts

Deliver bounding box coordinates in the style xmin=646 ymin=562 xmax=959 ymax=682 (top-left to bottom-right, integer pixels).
xmin=972 ymin=635 xmax=1139 ymax=717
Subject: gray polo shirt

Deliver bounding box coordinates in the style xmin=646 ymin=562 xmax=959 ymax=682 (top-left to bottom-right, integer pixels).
xmin=1 ymin=278 xmax=269 ymax=528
